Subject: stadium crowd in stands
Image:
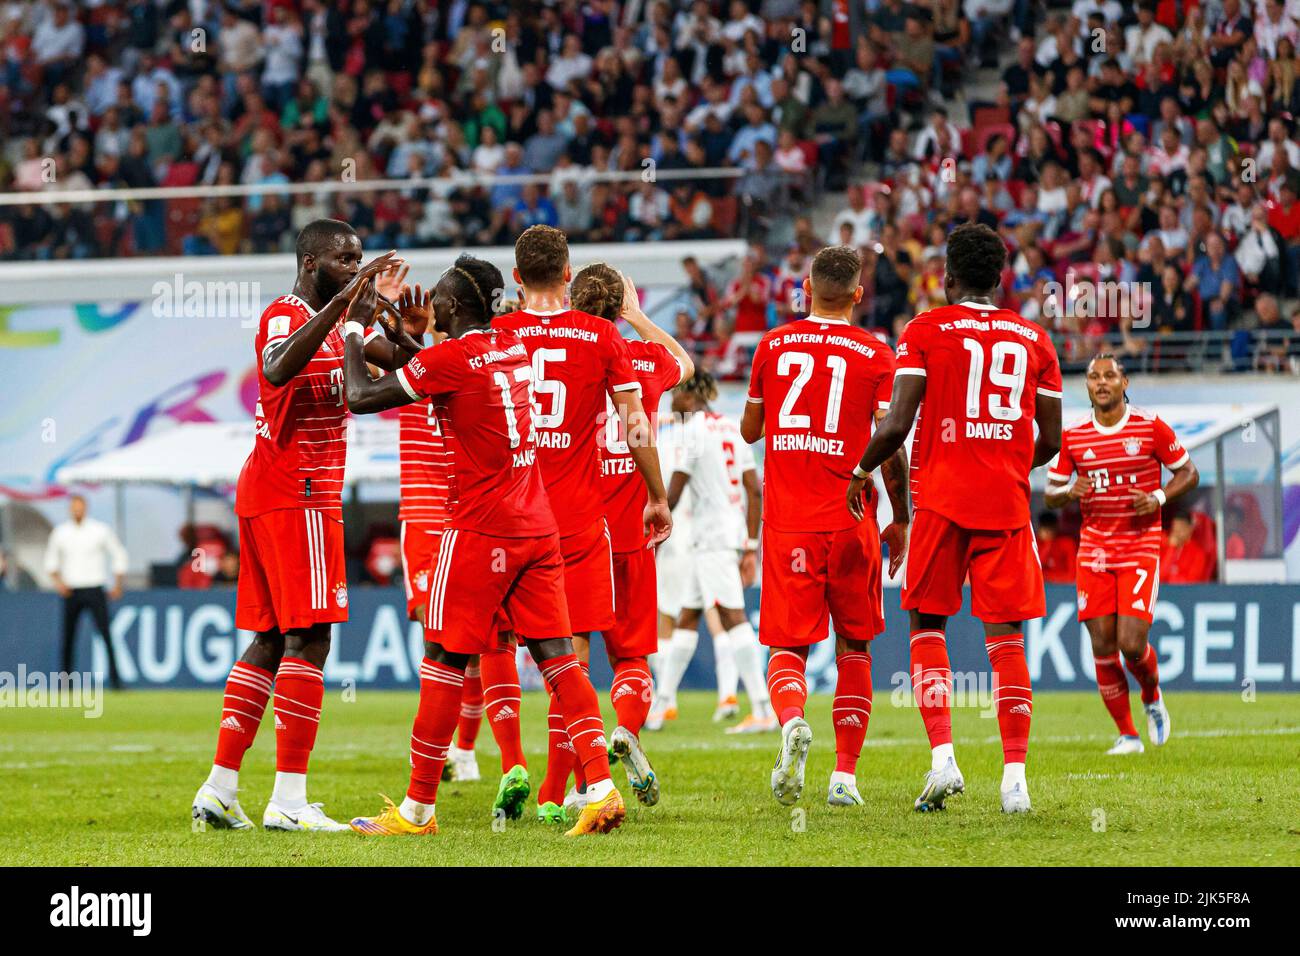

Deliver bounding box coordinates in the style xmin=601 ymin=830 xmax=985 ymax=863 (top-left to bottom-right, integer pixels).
xmin=3 ymin=1 xmax=1300 ymax=375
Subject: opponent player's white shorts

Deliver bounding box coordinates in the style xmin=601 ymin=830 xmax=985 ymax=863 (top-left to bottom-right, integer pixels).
xmin=656 ymin=546 xmax=693 ymax=620
xmin=680 ymin=548 xmax=745 ymax=612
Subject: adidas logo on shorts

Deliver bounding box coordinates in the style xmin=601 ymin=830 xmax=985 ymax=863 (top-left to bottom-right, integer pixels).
xmin=220 ymin=716 xmax=243 ymax=732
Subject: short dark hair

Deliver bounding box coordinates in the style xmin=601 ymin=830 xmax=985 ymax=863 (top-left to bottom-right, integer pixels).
xmin=514 ymin=224 xmax=569 ymax=287
xmin=295 ymin=218 xmax=356 ymax=266
xmin=809 ymin=245 xmax=861 ymax=309
xmin=945 ymin=222 xmax=1006 ymax=292
xmin=447 ymin=253 xmax=504 ymax=323
xmin=679 ymin=367 xmax=717 ymax=403
xmin=1037 ymin=510 xmax=1059 ymax=529
xmin=570 ymin=262 xmax=624 ymax=321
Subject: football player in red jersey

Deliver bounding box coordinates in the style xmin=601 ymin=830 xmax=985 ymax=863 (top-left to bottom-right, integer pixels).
xmin=493 ymin=226 xmax=673 ymax=824
xmin=568 ymin=263 xmax=694 ymax=809
xmin=392 ymin=278 xmax=529 ymax=800
xmin=848 ymin=223 xmax=1063 ymax=814
xmin=741 ymin=245 xmax=909 ymax=808
xmin=1045 ymin=354 xmax=1198 ymax=754
xmin=191 ymin=220 xmax=407 ymax=832
xmin=343 ymin=256 xmax=628 ymax=837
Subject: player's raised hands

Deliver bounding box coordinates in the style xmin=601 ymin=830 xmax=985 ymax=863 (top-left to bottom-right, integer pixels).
xmin=346 ymin=276 xmax=379 ymax=327
xmin=375 ymin=261 xmax=410 ymax=303
xmin=1130 ymin=486 xmax=1161 ymax=516
xmin=339 ymin=250 xmax=404 ymax=303
xmin=882 ymin=520 xmax=908 ymax=577
xmin=397 ymin=284 xmax=436 ymax=338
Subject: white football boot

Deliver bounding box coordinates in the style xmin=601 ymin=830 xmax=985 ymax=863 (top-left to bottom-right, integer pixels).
xmin=1106 ymin=734 xmax=1145 ymax=755
xmin=1145 ymin=694 xmax=1172 ymax=746
xmin=1000 ymin=781 xmax=1032 ymax=814
xmin=610 ymin=725 xmax=659 ymax=806
xmin=914 ymin=756 xmax=965 ymax=812
xmin=191 ymin=782 xmax=254 ymax=830
xmin=562 ymin=785 xmax=588 ymax=818
xmin=770 ymin=717 xmax=812 ymax=806
xmin=447 ymin=745 xmax=481 ymax=782
xmin=263 ymin=800 xmax=350 ymax=832
xmin=826 ymin=771 xmax=864 ymax=807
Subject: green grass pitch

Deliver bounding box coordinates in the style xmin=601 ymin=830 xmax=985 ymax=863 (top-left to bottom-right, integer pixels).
xmin=2 ymin=689 xmax=1297 ymax=866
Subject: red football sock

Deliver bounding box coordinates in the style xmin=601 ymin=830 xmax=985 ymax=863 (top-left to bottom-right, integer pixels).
xmin=214 ymin=660 xmax=273 ymax=771
xmin=986 ymin=633 xmax=1032 ymax=764
xmin=407 ymin=657 xmax=465 ymax=805
xmin=273 ymin=657 xmax=324 ymax=774
xmin=832 ymin=651 xmax=872 ymax=773
xmin=537 ymin=683 xmax=575 ymax=806
xmin=456 ymin=661 xmax=484 ymax=750
xmin=480 ymin=647 xmax=526 ymax=771
xmin=1094 ymin=654 xmax=1138 ymax=737
xmin=538 ymin=654 xmax=610 ymax=787
xmin=766 ymin=649 xmax=808 ymax=725
xmin=610 ymin=656 xmax=652 ymax=736
xmin=910 ymin=630 xmax=953 ymax=748
xmin=1123 ymin=643 xmax=1161 ymax=705
xmin=572 ymin=661 xmax=590 ymax=791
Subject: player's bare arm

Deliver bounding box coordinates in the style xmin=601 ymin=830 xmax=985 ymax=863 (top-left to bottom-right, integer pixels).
xmin=612 ymin=387 xmax=673 ymax=545
xmin=847 ymin=373 xmax=924 ymax=520
xmin=619 ymin=272 xmax=696 ymax=383
xmin=341 ymin=316 xmax=420 ymax=415
xmin=666 ymin=469 xmax=689 ymax=511
xmin=740 ymin=467 xmax=761 ymax=587
xmin=1032 ymin=391 xmax=1063 ymax=468
xmin=877 ymin=409 xmax=911 ymax=577
xmin=739 ymin=399 xmax=763 ymax=443
xmin=1132 ymin=459 xmax=1199 ymax=516
xmin=263 ymin=249 xmax=402 ymax=386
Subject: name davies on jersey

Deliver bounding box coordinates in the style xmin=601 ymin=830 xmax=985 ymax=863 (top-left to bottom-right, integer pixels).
xmin=769 ymin=331 xmax=877 ymax=356
xmin=771 ymin=433 xmax=846 ymax=455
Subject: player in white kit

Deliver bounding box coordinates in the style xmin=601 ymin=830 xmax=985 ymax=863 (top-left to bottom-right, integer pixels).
xmin=649 ymin=372 xmax=775 ymax=733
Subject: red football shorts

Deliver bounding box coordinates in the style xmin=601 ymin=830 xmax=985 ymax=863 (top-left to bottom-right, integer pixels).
xmin=759 ymin=517 xmax=885 ymax=647
xmin=603 ymin=547 xmax=658 ymax=657
xmin=400 ymin=521 xmax=442 ymax=620
xmin=425 ymin=528 xmax=572 ymax=654
xmin=559 ymin=517 xmax=616 ymax=634
xmin=1075 ymin=552 xmax=1159 ymax=624
xmin=901 ymin=510 xmax=1045 ymax=624
xmin=236 ymin=509 xmax=348 ymax=633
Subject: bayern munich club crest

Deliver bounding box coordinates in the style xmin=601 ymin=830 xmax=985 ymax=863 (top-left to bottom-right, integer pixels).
xmin=415 ymin=570 xmax=429 ymax=593
xmin=335 ymin=584 xmax=349 ymax=608
xmin=1124 ymin=437 xmax=1142 ymax=456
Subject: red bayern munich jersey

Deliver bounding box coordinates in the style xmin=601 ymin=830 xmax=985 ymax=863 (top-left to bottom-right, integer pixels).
xmin=747 ymin=316 xmax=896 ymax=532
xmin=896 ymin=301 xmax=1063 ymax=530
xmin=395 ymin=328 xmax=557 ymax=538
xmin=492 ymin=308 xmax=640 ymax=537
xmin=397 ymin=397 xmax=452 ymax=530
xmin=236 ymin=293 xmax=349 ymax=519
xmin=1047 ymin=405 xmax=1189 ymax=567
xmin=599 ymin=339 xmax=683 ymax=552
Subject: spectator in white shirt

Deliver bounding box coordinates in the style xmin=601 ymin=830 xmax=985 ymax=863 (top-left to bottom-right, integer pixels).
xmin=45 ymin=495 xmax=127 ymax=688
xmin=1124 ymin=2 xmax=1174 ymax=66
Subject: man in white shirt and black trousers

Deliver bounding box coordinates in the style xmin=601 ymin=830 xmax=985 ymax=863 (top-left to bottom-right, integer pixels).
xmin=44 ymin=494 xmax=128 ymax=689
